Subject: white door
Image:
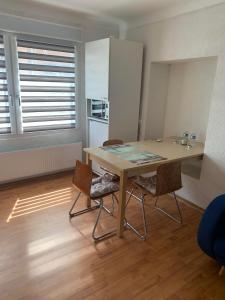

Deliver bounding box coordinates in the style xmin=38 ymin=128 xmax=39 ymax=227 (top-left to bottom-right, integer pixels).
xmin=85 ymin=38 xmax=110 ymax=101
xmin=88 ymin=119 xmax=109 ymax=175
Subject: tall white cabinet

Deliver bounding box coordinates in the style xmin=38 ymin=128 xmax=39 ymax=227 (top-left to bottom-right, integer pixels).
xmin=85 ymin=39 xmax=110 ymax=101
xmin=85 ymin=37 xmax=143 ymax=174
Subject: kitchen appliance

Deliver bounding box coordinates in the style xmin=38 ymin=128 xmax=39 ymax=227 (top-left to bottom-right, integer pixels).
xmin=90 ymin=99 xmax=109 ymax=121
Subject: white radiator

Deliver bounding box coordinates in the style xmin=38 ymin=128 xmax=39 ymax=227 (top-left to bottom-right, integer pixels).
xmin=0 ymin=142 xmax=82 ymax=183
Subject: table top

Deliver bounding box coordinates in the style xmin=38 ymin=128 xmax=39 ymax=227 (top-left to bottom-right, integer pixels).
xmin=84 ymin=139 xmax=204 ymax=175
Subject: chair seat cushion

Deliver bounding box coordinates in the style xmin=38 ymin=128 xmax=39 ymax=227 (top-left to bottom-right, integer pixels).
xmin=92 ymin=173 xmax=118 ymax=185
xmin=133 ymin=175 xmax=156 ymax=195
xmin=214 ymin=237 xmax=225 ymax=265
xmin=91 ymin=174 xmax=119 ymax=198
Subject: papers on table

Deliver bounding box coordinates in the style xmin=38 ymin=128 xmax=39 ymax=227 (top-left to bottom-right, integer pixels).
xmin=100 ymin=144 xmax=135 ymax=154
xmin=101 ymin=144 xmax=166 ymax=165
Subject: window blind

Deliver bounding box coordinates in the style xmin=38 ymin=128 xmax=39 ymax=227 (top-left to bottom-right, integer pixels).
xmin=0 ymin=34 xmax=11 ymax=134
xmin=17 ymin=38 xmax=77 ymax=132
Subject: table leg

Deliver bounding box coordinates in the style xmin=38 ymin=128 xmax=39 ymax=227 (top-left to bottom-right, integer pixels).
xmin=86 ymin=153 xmax=92 ymax=208
xmin=117 ymin=170 xmax=127 ymax=238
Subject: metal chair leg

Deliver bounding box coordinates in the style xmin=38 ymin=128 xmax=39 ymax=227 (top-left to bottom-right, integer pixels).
xmin=94 ymin=194 xmax=115 ymax=216
xmin=69 ymin=192 xmax=100 ymax=219
xmin=125 ymin=190 xmax=148 ymax=240
xmin=69 ymin=192 xmax=81 ymax=216
xmin=92 ymin=198 xmax=116 ymax=242
xmin=126 ymin=188 xmax=134 ymax=207
xmin=154 ymin=192 xmax=183 ymax=224
xmin=124 ymin=189 xmax=135 ymax=228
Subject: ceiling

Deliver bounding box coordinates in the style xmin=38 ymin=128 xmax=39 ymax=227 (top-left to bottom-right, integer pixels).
xmin=1 ymin=0 xmax=224 ymax=28
xmin=30 ymin=0 xmax=189 ymax=21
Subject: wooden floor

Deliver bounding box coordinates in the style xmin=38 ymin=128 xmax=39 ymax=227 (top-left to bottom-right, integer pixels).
xmin=0 ymin=172 xmax=224 ymax=300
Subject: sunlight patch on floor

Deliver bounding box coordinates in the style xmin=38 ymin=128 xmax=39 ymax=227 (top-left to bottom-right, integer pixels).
xmin=28 ymin=232 xmax=81 ymax=256
xmin=6 ymin=187 xmax=73 ymax=223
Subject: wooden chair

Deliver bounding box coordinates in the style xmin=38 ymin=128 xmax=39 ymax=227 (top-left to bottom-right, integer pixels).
xmin=126 ymin=161 xmax=183 ymax=240
xmin=103 ymin=139 xmax=123 ymax=147
xmin=69 ymin=160 xmax=119 ymax=241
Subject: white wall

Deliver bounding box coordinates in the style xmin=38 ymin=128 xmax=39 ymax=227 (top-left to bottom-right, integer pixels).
xmin=126 ymin=3 xmax=225 ymax=208
xmin=164 ymin=58 xmax=217 ymax=142
xmin=144 ymin=63 xmax=170 ymax=139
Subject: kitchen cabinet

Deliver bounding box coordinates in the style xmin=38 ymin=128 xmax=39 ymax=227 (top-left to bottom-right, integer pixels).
xmin=85 ymin=37 xmax=143 ymax=174
xmin=85 ymin=39 xmax=109 ymax=101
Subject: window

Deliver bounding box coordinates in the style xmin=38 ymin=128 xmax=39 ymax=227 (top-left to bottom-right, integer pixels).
xmin=0 ymin=32 xmax=79 ymax=136
xmin=0 ymin=34 xmax=11 ymax=134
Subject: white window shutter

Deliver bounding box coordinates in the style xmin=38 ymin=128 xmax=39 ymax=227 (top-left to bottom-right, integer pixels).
xmin=16 ymin=38 xmax=77 ymax=132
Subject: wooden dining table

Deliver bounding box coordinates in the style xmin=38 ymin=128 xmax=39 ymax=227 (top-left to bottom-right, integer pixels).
xmin=84 ymin=138 xmax=204 ymax=238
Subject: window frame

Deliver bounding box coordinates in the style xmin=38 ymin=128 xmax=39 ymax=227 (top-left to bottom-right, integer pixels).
xmin=0 ymin=31 xmax=81 ymax=139
xmin=0 ymin=32 xmax=17 ymax=135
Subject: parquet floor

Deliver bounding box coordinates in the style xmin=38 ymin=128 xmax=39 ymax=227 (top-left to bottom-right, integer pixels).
xmin=0 ymin=172 xmax=224 ymax=300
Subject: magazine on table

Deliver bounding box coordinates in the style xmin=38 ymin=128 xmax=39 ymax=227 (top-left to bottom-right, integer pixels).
xmin=101 ymin=144 xmax=166 ymax=164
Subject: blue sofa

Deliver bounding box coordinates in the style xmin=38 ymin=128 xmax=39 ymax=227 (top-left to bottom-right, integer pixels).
xmin=197 ymin=194 xmax=225 ymax=275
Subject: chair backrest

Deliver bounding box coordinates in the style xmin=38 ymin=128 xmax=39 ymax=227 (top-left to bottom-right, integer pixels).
xmin=103 ymin=139 xmax=123 ymax=146
xmin=72 ymin=160 xmax=92 ymax=197
xmin=155 ymin=161 xmax=182 ymax=196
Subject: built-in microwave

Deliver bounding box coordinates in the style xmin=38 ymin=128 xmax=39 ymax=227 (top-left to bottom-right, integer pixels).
xmin=90 ymin=100 xmax=109 ymax=120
